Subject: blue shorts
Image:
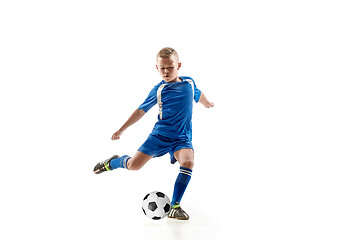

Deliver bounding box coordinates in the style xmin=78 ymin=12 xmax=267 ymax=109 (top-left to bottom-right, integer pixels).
xmin=138 ymin=133 xmax=193 ymax=164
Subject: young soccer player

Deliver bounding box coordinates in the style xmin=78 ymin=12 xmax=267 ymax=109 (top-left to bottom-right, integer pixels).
xmin=93 ymin=47 xmax=214 ymax=220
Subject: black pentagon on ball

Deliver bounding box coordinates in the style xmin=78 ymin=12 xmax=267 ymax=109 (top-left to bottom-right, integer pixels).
xmin=142 ymin=207 xmax=146 ymax=215
xmin=163 ymin=203 xmax=170 ymax=213
xmin=156 ymin=192 xmax=165 ymax=198
xmin=143 ymin=193 xmax=150 ymax=200
xmin=148 ymin=202 xmax=158 ymax=211
xmin=152 ymin=216 xmax=161 ymax=220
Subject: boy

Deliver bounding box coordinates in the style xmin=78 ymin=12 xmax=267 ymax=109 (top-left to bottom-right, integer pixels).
xmin=93 ymin=47 xmax=214 ymax=220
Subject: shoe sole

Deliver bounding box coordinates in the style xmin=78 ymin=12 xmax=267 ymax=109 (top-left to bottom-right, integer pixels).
xmin=167 ymin=215 xmax=189 ymax=220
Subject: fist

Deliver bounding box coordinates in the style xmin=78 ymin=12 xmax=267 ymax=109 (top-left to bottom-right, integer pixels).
xmin=111 ymin=130 xmax=123 ymax=140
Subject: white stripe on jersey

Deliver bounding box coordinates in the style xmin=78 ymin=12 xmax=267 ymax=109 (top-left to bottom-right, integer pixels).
xmin=156 ymin=80 xmax=194 ymax=120
xmin=157 ymin=84 xmax=166 ymax=120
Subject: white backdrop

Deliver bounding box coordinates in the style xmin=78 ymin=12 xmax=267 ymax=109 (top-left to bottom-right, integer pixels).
xmin=1 ymin=0 xmax=359 ymax=239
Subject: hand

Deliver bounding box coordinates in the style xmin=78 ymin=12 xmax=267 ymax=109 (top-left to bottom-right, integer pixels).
xmin=199 ymin=93 xmax=214 ymax=108
xmin=111 ymin=129 xmax=123 ymax=140
xmin=203 ymin=102 xmax=214 ymax=108
xmin=206 ymin=102 xmax=214 ymax=108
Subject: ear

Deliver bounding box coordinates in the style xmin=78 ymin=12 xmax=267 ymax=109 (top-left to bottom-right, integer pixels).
xmin=156 ymin=65 xmax=159 ymax=71
xmin=177 ymin=62 xmax=182 ymax=70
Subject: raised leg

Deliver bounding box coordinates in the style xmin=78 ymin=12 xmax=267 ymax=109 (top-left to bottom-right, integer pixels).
xmin=126 ymin=151 xmax=153 ymax=170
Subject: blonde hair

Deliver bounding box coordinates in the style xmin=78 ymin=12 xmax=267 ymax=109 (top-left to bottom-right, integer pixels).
xmin=157 ymin=47 xmax=179 ymax=61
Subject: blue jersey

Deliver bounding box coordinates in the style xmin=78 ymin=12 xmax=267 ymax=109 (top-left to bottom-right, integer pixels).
xmin=138 ymin=76 xmax=201 ymax=141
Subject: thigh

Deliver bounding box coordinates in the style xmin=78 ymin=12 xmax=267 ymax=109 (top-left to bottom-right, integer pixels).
xmin=127 ymin=151 xmax=153 ymax=170
xmin=173 ymin=148 xmax=194 ymax=169
xmin=138 ymin=133 xmax=172 ymax=158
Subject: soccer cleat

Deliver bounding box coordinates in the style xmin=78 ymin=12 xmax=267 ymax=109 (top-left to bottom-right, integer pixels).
xmin=167 ymin=202 xmax=190 ymax=220
xmin=93 ymin=155 xmax=118 ymax=174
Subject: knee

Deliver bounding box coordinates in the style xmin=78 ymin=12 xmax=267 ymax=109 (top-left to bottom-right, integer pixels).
xmin=127 ymin=159 xmax=142 ymax=171
xmin=180 ymin=158 xmax=194 ymax=169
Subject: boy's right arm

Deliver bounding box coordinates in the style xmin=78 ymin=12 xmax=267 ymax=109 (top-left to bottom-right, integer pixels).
xmin=111 ymin=109 xmax=145 ymax=140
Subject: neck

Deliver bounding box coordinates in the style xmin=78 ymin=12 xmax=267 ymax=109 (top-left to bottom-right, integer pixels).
xmin=167 ymin=77 xmax=181 ymax=83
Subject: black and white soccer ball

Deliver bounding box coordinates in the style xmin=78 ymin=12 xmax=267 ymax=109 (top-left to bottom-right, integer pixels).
xmin=142 ymin=191 xmax=171 ymax=220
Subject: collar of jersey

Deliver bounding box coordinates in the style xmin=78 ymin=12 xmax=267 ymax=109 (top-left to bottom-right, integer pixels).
xmin=161 ymin=76 xmax=189 ymax=84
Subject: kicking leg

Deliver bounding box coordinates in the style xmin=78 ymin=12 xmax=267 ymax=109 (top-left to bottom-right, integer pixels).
xmin=126 ymin=151 xmax=153 ymax=170
xmin=110 ymin=151 xmax=153 ymax=171
xmin=93 ymin=151 xmax=152 ymax=174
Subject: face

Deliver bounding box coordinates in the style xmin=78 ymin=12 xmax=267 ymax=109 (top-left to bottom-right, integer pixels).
xmin=156 ymin=55 xmax=182 ymax=83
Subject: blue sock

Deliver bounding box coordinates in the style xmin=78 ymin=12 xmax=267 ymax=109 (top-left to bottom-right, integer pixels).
xmin=109 ymin=155 xmax=131 ymax=170
xmin=171 ymin=167 xmax=192 ymax=206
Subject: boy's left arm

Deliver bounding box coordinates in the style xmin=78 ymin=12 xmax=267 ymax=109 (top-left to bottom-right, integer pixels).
xmin=198 ymin=92 xmax=214 ymax=108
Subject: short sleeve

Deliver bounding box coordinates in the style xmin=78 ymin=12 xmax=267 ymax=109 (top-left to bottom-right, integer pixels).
xmin=192 ymin=79 xmax=202 ymax=103
xmin=194 ymin=83 xmax=201 ymax=102
xmin=138 ymin=83 xmax=160 ymax=112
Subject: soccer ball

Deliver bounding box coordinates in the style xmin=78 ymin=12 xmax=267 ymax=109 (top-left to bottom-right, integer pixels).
xmin=142 ymin=191 xmax=171 ymax=220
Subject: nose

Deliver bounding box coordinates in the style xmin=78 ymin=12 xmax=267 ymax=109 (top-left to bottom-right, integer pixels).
xmin=164 ymin=68 xmax=169 ymax=73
